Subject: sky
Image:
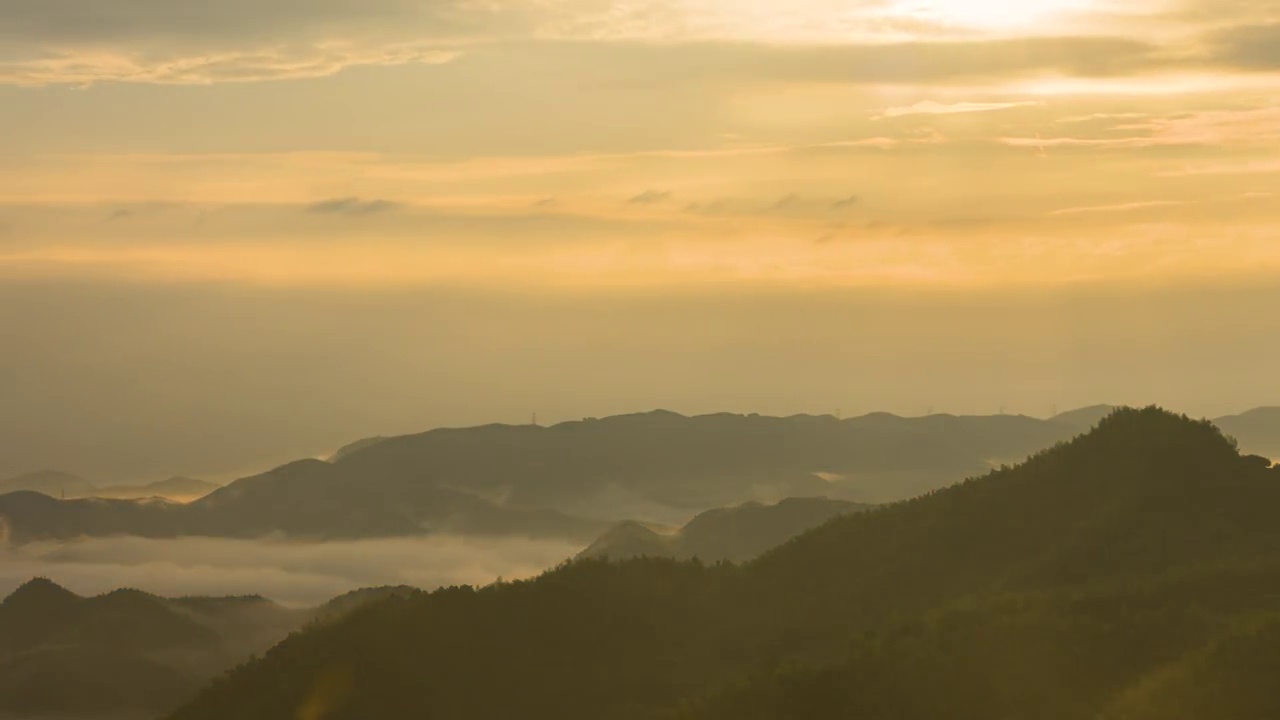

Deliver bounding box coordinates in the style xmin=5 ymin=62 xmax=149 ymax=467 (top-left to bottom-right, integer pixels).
xmin=1 ymin=0 xmax=1278 ymax=482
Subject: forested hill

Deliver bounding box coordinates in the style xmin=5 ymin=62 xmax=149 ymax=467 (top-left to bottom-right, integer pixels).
xmin=579 ymin=497 xmax=872 ymax=563
xmin=166 ymin=408 xmax=1280 ymax=720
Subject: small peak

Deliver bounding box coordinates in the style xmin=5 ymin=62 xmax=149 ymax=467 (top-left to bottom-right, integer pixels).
xmin=91 ymin=587 xmax=166 ymax=610
xmin=1074 ymin=406 xmax=1241 ymax=461
xmin=4 ymin=577 xmax=80 ymax=607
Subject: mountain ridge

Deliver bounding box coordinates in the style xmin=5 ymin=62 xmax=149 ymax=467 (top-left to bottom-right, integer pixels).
xmin=163 ymin=407 xmax=1280 ymax=720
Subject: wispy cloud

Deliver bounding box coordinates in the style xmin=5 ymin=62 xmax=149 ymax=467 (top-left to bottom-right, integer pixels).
xmin=1049 ymin=200 xmax=1187 ymax=216
xmin=685 ymin=193 xmax=865 ymax=218
xmin=627 ymin=190 xmax=673 ymax=205
xmin=306 ymin=197 xmax=403 ymax=216
xmin=876 ymin=100 xmax=1042 ymax=119
xmin=1159 ymin=159 xmax=1280 ymax=176
xmin=1003 ymin=106 xmax=1280 ymax=149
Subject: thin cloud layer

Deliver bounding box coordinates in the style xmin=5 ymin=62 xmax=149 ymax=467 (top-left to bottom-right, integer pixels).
xmin=306 ymin=197 xmax=404 ymax=216
xmin=0 ymin=534 xmax=581 ymax=607
xmin=0 ymin=0 xmax=502 ymax=84
xmin=878 ymin=101 xmax=1044 ymax=119
xmin=0 ymin=0 xmax=1274 ymax=86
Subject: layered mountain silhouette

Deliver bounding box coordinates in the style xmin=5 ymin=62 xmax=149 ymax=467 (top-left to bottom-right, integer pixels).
xmin=0 ymin=579 xmax=417 ymax=720
xmin=162 ymin=408 xmax=1280 ymax=720
xmin=0 ymin=410 xmax=1085 ymax=545
xmin=579 ymin=497 xmax=871 ymax=563
xmin=0 ymin=471 xmax=219 ymax=502
xmin=4 ymin=407 xmax=1273 ymax=547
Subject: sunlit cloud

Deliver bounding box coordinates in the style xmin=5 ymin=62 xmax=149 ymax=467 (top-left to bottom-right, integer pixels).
xmin=876 ymin=100 xmax=1043 ymax=118
xmin=1048 ymin=200 xmax=1188 ymax=215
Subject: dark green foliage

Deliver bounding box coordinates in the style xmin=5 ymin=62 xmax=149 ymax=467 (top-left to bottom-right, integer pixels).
xmin=167 ymin=407 xmax=1280 ymax=720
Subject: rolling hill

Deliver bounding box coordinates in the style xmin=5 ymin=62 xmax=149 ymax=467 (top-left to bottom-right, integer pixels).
xmin=0 ymin=579 xmax=300 ymax=719
xmin=162 ymin=408 xmax=1280 ymax=720
xmin=580 ymin=497 xmax=872 ymax=563
xmin=0 ymin=579 xmax=420 ymax=720
xmin=0 ymin=472 xmax=219 ymax=502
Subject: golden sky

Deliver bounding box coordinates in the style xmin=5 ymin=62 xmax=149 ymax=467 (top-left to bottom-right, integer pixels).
xmin=1 ymin=0 xmax=1277 ymax=288
xmin=1 ymin=0 xmax=1278 ymax=480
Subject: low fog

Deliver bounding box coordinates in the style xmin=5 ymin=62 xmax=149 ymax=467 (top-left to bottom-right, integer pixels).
xmin=0 ymin=535 xmax=582 ymax=606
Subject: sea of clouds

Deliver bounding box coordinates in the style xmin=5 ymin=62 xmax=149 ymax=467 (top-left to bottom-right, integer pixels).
xmin=0 ymin=534 xmax=582 ymax=607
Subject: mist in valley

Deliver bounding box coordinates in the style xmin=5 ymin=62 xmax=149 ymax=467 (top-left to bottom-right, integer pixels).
xmin=0 ymin=534 xmax=580 ymax=607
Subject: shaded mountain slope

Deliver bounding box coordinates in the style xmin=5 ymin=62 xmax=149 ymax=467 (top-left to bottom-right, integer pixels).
xmin=165 ymin=408 xmax=1280 ymax=720
xmin=580 ymin=497 xmax=871 ymax=563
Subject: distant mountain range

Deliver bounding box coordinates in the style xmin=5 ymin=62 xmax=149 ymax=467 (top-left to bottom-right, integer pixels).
xmin=1214 ymin=406 xmax=1280 ymax=459
xmin=162 ymin=408 xmax=1280 ymax=720
xmin=0 ymin=578 xmax=415 ymax=720
xmin=0 ymin=472 xmax=220 ymax=502
xmin=580 ymin=497 xmax=872 ymax=563
xmin=2 ymin=407 xmax=1275 ymax=546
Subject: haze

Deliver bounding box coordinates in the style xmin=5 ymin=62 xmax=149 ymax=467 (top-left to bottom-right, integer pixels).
xmin=0 ymin=535 xmax=579 ymax=607
xmin=2 ymin=0 xmax=1278 ymax=481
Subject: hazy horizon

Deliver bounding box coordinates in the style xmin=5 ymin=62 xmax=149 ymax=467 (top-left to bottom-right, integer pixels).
xmin=5 ymin=277 xmax=1279 ymax=481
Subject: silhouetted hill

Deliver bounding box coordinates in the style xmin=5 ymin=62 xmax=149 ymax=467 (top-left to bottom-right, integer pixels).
xmin=0 ymin=492 xmax=188 ymax=545
xmin=1215 ymin=406 xmax=1280 ymax=459
xmin=165 ymin=407 xmax=1280 ymax=720
xmin=313 ymin=586 xmax=421 ymax=624
xmin=1051 ymin=404 xmax=1119 ymax=431
xmin=0 ymin=470 xmax=96 ymax=498
xmin=330 ymin=410 xmax=1075 ymax=511
xmin=0 ymin=467 xmax=605 ymax=545
xmin=580 ymin=497 xmax=871 ymax=563
xmin=0 ymin=472 xmax=218 ymax=503
xmin=328 ymin=436 xmax=390 ymax=462
xmin=93 ymin=476 xmax=221 ymax=501
xmin=0 ymin=580 xmax=422 ymax=719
